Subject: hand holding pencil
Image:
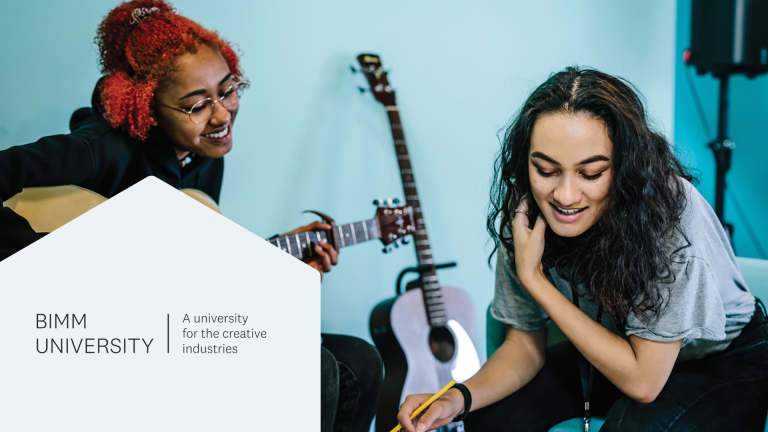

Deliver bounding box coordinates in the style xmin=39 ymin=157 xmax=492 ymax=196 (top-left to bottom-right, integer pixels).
xmin=394 ymin=380 xmax=467 ymax=432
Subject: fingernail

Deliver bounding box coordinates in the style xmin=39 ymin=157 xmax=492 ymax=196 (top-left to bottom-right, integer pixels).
xmin=417 ymin=424 xmax=426 ymax=431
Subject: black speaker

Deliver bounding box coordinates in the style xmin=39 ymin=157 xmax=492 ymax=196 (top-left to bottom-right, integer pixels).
xmin=688 ymin=0 xmax=768 ymax=77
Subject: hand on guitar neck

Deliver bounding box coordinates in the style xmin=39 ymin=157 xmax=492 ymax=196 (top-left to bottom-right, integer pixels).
xmin=279 ymin=221 xmax=338 ymax=280
xmin=269 ymin=203 xmax=416 ymax=280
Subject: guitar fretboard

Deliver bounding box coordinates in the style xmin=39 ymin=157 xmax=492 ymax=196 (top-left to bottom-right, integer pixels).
xmin=268 ymin=220 xmax=380 ymax=261
xmin=385 ymin=105 xmax=447 ymax=327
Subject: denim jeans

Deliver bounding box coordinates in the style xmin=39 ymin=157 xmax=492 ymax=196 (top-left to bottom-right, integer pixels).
xmin=465 ymin=300 xmax=768 ymax=432
xmin=321 ymin=334 xmax=384 ymax=432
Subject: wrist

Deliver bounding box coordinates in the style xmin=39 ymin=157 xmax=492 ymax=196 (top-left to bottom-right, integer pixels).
xmin=450 ymin=383 xmax=472 ymax=422
xmin=445 ymin=388 xmax=465 ymax=414
xmin=518 ymin=266 xmax=545 ymax=288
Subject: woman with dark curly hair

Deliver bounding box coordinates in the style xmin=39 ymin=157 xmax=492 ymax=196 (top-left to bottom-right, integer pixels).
xmin=396 ymin=67 xmax=767 ymax=431
xmin=0 ymin=2 xmax=382 ymax=431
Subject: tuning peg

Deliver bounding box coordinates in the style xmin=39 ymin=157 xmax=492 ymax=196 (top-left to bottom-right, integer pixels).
xmin=358 ymin=87 xmax=368 ymax=94
xmin=350 ymin=65 xmax=358 ymax=73
xmin=373 ymin=198 xmax=380 ymax=206
xmin=392 ymin=197 xmax=401 ymax=204
xmin=393 ymin=242 xmax=399 ymax=248
xmin=401 ymin=237 xmax=410 ymax=245
xmin=386 ymin=197 xmax=394 ymax=206
xmin=382 ymin=247 xmax=388 ymax=254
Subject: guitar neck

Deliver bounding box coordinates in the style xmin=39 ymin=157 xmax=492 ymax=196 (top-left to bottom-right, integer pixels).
xmin=385 ymin=106 xmax=447 ymax=326
xmin=268 ymin=219 xmax=380 ymax=261
xmin=385 ymin=107 xmax=433 ymax=266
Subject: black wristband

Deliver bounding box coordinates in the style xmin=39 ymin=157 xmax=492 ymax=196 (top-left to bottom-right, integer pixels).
xmin=451 ymin=383 xmax=472 ymax=422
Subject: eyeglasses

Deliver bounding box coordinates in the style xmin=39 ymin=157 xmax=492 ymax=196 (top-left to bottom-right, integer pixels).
xmin=157 ymin=81 xmax=246 ymax=125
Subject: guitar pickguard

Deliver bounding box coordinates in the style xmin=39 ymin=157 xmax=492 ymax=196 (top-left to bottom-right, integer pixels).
xmin=446 ymin=319 xmax=481 ymax=383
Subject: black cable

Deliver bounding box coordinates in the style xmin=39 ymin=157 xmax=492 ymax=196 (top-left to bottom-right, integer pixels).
xmin=684 ymin=65 xmax=713 ymax=139
xmin=726 ymin=188 xmax=768 ymax=259
xmin=684 ymin=64 xmax=767 ymax=258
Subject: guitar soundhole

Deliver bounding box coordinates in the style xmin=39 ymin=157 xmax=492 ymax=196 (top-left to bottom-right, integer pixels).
xmin=428 ymin=326 xmax=456 ymax=363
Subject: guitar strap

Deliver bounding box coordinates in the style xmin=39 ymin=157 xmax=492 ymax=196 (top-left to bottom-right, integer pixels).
xmin=570 ymin=287 xmax=603 ymax=432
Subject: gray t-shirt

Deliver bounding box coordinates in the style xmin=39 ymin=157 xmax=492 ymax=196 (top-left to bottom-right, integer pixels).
xmin=491 ymin=181 xmax=755 ymax=361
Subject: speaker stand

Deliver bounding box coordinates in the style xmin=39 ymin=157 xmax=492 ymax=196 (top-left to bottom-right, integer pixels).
xmin=709 ymin=73 xmax=735 ymax=244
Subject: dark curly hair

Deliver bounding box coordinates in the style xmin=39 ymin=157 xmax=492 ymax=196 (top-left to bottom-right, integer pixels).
xmin=487 ymin=67 xmax=694 ymax=325
xmin=95 ymin=0 xmax=248 ymax=140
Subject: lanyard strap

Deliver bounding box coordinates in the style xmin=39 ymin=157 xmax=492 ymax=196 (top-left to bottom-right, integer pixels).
xmin=571 ymin=287 xmax=602 ymax=432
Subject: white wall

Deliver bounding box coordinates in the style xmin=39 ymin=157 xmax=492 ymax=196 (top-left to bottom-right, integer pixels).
xmin=0 ymin=0 xmax=677 ymax=353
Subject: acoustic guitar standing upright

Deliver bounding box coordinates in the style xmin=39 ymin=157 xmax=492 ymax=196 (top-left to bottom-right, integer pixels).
xmin=355 ymin=53 xmax=482 ymax=432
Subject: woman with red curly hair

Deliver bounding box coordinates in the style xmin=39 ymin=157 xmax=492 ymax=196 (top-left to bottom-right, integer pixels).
xmin=0 ymin=2 xmax=383 ymax=431
xmin=0 ymin=0 xmax=247 ymax=203
xmin=0 ymin=0 xmax=339 ymax=270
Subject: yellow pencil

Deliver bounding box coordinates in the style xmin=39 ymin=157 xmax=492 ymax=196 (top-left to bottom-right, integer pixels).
xmin=390 ymin=380 xmax=456 ymax=432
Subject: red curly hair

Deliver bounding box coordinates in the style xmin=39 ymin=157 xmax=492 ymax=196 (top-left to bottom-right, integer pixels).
xmin=96 ymin=0 xmax=247 ymax=140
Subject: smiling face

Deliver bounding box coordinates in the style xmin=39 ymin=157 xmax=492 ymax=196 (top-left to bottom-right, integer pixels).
xmin=153 ymin=44 xmax=238 ymax=159
xmin=528 ymin=111 xmax=613 ymax=237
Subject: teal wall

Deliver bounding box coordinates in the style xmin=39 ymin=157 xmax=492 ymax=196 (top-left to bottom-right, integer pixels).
xmin=0 ymin=1 xmax=676 ymax=351
xmin=675 ymin=0 xmax=768 ymax=260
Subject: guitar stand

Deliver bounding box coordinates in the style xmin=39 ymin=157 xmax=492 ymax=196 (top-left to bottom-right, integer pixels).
xmin=395 ymin=262 xmax=457 ymax=295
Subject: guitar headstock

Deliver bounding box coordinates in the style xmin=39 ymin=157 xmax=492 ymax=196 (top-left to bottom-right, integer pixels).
xmin=356 ymin=53 xmax=396 ymax=106
xmin=374 ymin=200 xmax=415 ymax=250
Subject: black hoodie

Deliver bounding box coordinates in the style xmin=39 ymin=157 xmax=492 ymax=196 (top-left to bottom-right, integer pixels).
xmin=0 ymin=82 xmax=225 ymax=261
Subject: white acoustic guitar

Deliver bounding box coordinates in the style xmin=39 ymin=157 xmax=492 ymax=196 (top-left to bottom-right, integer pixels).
xmin=356 ymin=54 xmax=481 ymax=432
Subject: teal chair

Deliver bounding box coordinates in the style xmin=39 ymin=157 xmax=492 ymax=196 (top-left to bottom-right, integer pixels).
xmin=486 ymin=257 xmax=768 ymax=432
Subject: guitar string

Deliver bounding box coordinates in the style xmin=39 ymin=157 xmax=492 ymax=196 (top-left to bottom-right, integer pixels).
xmin=386 ymin=107 xmax=450 ymax=326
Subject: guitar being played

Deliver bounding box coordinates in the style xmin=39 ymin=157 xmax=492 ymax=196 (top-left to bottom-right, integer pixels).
xmin=3 ymin=185 xmax=416 ymax=278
